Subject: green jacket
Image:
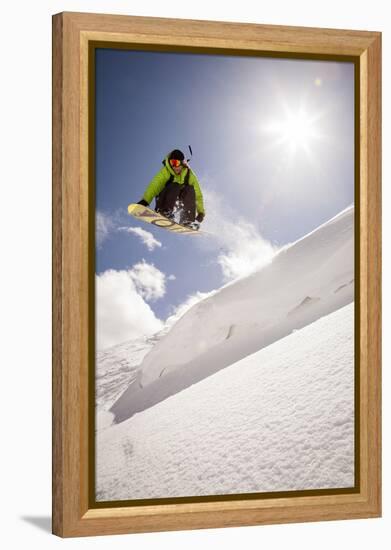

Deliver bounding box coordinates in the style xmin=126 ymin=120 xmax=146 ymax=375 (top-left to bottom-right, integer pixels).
xmin=142 ymin=156 xmax=205 ymax=215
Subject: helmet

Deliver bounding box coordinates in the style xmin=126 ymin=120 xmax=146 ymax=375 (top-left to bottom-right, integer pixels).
xmin=168 ymin=149 xmax=185 ymax=161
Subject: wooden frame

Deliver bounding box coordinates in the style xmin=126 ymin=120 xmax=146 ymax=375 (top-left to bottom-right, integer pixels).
xmin=52 ymin=11 xmax=381 ymax=537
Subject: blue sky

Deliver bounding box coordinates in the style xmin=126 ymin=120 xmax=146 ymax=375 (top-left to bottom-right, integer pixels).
xmin=95 ymin=47 xmax=355 ymax=349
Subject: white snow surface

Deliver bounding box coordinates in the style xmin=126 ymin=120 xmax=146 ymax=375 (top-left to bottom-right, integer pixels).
xmin=110 ymin=206 xmax=354 ymax=422
xmin=96 ymin=303 xmax=354 ymax=501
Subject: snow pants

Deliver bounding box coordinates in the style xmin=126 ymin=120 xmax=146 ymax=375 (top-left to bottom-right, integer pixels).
xmin=155 ymin=182 xmax=196 ymax=223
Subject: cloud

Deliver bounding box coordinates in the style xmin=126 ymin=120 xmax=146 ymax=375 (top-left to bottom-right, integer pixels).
xmin=120 ymin=226 xmax=162 ymax=251
xmin=96 ymin=269 xmax=163 ymax=351
xmin=97 ymin=211 xmax=162 ymax=252
xmin=96 ymin=211 xmax=115 ymax=248
xmin=217 ymin=221 xmax=277 ymax=281
xmin=201 ymin=189 xmax=277 ymax=282
xmin=128 ymin=260 xmax=166 ymax=302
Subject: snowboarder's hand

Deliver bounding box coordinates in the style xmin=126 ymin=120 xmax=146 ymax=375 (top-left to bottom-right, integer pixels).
xmin=196 ymin=212 xmax=205 ymax=223
xmin=137 ymin=199 xmax=149 ymax=206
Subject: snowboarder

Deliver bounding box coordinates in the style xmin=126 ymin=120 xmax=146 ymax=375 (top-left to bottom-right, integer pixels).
xmin=137 ymin=149 xmax=205 ymax=227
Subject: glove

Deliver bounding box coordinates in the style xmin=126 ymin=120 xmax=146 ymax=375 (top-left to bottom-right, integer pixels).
xmin=137 ymin=199 xmax=149 ymax=206
xmin=196 ymin=212 xmax=205 ymax=223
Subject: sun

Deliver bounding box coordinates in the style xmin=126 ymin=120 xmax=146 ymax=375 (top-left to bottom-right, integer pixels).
xmin=264 ymin=104 xmax=322 ymax=158
xmin=280 ymin=111 xmax=314 ymax=149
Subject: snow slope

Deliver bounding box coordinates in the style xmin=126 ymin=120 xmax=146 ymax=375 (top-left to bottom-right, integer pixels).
xmin=97 ymin=303 xmax=354 ymax=501
xmin=96 ymin=335 xmax=156 ymax=409
xmin=110 ymin=206 xmax=354 ymax=422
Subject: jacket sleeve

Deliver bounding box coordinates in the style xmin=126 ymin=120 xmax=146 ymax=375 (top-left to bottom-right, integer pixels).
xmin=190 ymin=171 xmax=205 ymax=215
xmin=142 ymin=167 xmax=169 ymax=204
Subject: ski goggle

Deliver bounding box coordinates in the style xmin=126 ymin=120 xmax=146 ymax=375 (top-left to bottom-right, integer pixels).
xmin=169 ymin=158 xmax=182 ymax=167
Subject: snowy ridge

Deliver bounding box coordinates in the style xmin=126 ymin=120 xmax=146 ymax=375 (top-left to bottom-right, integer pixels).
xmin=110 ymin=206 xmax=354 ymax=422
xmin=97 ymin=303 xmax=354 ymax=500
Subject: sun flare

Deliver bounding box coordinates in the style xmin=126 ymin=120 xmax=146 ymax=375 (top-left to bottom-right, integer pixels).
xmin=264 ymin=105 xmax=322 ymax=157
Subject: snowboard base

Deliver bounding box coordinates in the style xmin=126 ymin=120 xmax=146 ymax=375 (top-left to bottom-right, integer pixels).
xmin=128 ymin=203 xmax=201 ymax=234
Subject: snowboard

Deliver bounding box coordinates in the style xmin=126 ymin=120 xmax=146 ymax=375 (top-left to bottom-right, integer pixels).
xmin=128 ymin=203 xmax=201 ymax=234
